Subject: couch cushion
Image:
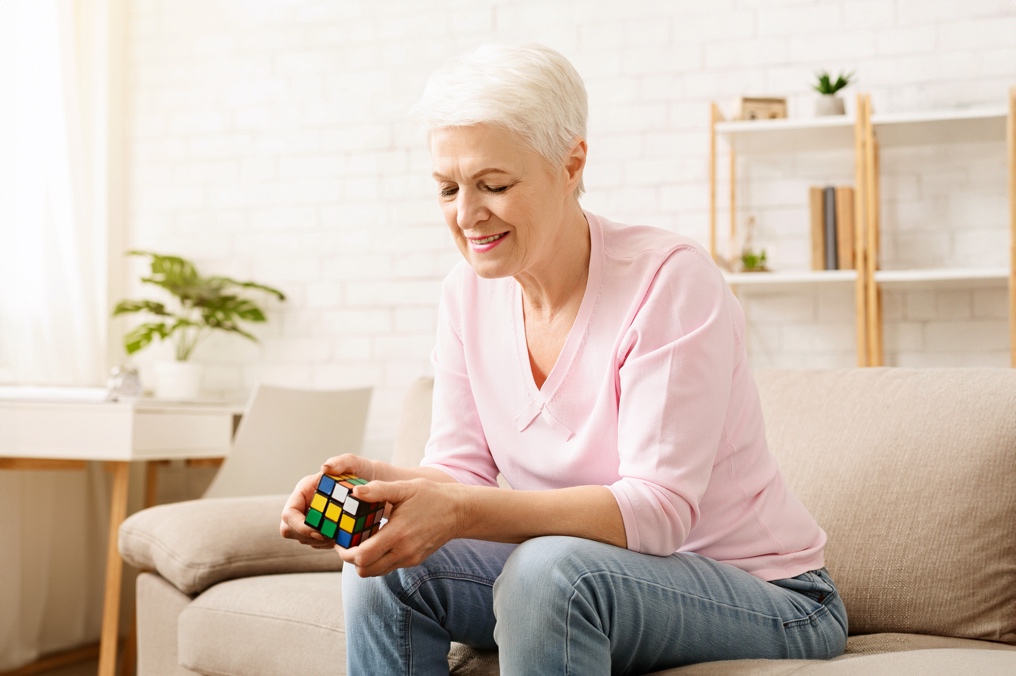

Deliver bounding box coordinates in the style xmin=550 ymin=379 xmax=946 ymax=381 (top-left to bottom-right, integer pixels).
xmin=179 ymin=572 xmax=345 ymax=676
xmin=754 ymin=368 xmax=1016 ymax=644
xmin=447 ymin=632 xmax=1016 ymax=675
xmin=663 ymin=648 xmax=1016 ymax=675
xmin=119 ymin=494 xmax=342 ymax=595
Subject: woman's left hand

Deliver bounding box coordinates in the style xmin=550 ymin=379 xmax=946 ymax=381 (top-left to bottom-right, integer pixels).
xmin=338 ymin=478 xmax=462 ymax=577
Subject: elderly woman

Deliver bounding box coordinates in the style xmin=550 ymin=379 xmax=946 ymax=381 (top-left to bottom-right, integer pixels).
xmin=282 ymin=44 xmax=848 ymax=674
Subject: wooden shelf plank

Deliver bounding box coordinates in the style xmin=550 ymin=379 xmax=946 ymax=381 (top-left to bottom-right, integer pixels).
xmin=872 ymin=106 xmax=1007 ymax=146
xmin=715 ymin=116 xmax=856 ymax=153
xmin=874 ymin=267 xmax=1009 ymax=288
xmin=724 ymin=270 xmax=857 ymax=287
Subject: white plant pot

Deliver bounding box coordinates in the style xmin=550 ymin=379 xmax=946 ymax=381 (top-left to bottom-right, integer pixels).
xmin=815 ymin=94 xmax=846 ymax=116
xmin=154 ymin=361 xmax=203 ymax=400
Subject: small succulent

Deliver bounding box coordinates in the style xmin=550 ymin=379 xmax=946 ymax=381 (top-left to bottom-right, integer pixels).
xmin=740 ymin=248 xmax=768 ymax=272
xmin=813 ymin=70 xmax=855 ymax=95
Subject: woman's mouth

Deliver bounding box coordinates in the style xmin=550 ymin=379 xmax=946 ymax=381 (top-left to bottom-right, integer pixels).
xmin=469 ymin=232 xmax=509 ymax=252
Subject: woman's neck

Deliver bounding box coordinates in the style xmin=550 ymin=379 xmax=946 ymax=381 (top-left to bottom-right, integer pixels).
xmin=514 ymin=204 xmax=591 ymax=320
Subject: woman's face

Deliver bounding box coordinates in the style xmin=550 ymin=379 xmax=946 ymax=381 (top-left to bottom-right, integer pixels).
xmin=430 ymin=124 xmax=579 ymax=280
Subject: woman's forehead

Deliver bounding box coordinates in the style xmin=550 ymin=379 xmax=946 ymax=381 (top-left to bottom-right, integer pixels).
xmin=430 ymin=126 xmax=534 ymax=176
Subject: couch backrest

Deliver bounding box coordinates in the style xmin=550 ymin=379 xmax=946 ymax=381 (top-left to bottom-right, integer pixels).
xmin=754 ymin=368 xmax=1016 ymax=645
xmin=390 ymin=376 xmax=434 ymax=469
xmin=394 ymin=369 xmax=1016 ymax=645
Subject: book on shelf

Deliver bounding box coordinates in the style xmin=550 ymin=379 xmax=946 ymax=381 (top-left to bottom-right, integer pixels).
xmin=809 ymin=185 xmax=856 ymax=271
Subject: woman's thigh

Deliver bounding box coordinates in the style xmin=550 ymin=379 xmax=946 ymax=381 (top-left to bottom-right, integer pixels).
xmin=344 ymin=537 xmax=517 ymax=651
xmin=493 ymin=536 xmax=847 ymax=675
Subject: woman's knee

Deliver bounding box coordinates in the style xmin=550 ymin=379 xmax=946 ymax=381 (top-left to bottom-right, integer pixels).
xmin=493 ymin=536 xmax=605 ymax=616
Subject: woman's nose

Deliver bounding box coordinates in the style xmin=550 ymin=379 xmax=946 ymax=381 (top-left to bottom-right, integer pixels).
xmin=456 ymin=191 xmax=488 ymax=230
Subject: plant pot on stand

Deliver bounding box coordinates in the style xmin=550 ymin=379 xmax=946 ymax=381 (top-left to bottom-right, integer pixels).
xmin=154 ymin=361 xmax=203 ymax=400
xmin=815 ymin=94 xmax=845 ymax=116
xmin=811 ymin=69 xmax=854 ymax=117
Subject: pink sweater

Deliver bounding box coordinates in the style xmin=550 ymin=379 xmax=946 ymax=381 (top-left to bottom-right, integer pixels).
xmin=421 ymin=212 xmax=825 ymax=581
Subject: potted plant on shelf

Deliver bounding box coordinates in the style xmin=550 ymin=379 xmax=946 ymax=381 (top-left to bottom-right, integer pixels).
xmin=112 ymin=251 xmax=286 ymax=400
xmin=738 ymin=216 xmax=769 ymax=272
xmin=812 ymin=70 xmax=855 ymax=116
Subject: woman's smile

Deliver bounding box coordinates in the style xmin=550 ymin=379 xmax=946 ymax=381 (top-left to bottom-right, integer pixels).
xmin=469 ymin=232 xmax=510 ymax=252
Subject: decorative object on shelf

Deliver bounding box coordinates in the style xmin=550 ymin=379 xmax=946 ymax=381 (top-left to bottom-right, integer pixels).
xmin=733 ymin=96 xmax=787 ymax=121
xmin=105 ymin=364 xmax=143 ymax=401
xmin=812 ymin=70 xmax=855 ymax=116
xmin=112 ymin=251 xmax=286 ymax=400
xmin=738 ymin=216 xmax=769 ymax=272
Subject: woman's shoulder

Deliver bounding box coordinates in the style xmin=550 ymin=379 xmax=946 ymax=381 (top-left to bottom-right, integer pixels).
xmin=593 ymin=212 xmax=709 ymax=262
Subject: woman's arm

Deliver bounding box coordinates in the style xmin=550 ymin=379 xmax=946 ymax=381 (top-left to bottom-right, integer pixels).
xmin=338 ymin=479 xmax=626 ymax=578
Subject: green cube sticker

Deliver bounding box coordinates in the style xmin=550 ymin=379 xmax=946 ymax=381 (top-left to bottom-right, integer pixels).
xmin=306 ymin=509 xmax=323 ymax=528
xmin=355 ymin=516 xmax=366 ymax=532
xmin=321 ymin=520 xmax=338 ymax=539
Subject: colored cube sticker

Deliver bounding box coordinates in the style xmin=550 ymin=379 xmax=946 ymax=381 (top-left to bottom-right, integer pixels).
xmin=304 ymin=473 xmax=384 ymax=548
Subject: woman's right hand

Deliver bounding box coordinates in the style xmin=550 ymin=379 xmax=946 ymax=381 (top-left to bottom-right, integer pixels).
xmin=279 ymin=454 xmax=382 ymax=549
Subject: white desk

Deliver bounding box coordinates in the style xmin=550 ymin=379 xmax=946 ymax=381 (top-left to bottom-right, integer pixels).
xmin=0 ymin=390 xmax=244 ymax=676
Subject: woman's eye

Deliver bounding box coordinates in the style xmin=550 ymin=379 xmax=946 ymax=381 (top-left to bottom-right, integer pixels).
xmin=485 ymin=185 xmax=508 ymax=194
xmin=440 ymin=186 xmax=458 ymax=198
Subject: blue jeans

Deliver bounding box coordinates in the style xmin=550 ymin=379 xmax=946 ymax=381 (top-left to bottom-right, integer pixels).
xmin=342 ymin=536 xmax=848 ymax=675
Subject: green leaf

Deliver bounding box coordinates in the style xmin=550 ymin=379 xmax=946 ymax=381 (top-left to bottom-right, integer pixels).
xmin=206 ymin=276 xmax=286 ymax=301
xmin=116 ymin=250 xmax=286 ymax=357
xmin=123 ymin=322 xmax=170 ymax=355
xmin=112 ymin=299 xmax=171 ymax=317
xmin=813 ymin=69 xmax=854 ymax=95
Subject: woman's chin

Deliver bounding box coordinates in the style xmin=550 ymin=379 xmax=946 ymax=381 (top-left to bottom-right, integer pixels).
xmin=469 ymin=261 xmax=512 ymax=279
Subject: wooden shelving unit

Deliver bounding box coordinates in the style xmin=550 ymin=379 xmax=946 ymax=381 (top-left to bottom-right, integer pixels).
xmin=710 ymin=88 xmax=1016 ymax=367
xmin=860 ymin=94 xmax=1015 ymax=366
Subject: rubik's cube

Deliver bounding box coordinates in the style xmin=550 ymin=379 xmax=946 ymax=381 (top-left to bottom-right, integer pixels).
xmin=304 ymin=473 xmax=384 ymax=548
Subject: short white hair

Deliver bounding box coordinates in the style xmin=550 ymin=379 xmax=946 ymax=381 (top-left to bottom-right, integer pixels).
xmin=412 ymin=43 xmax=588 ymax=196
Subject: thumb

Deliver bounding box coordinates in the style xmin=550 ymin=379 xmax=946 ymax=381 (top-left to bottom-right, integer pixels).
xmin=354 ymin=480 xmax=412 ymax=505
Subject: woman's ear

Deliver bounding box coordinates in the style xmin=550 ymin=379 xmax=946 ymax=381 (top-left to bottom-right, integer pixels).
xmin=563 ymin=136 xmax=587 ymax=193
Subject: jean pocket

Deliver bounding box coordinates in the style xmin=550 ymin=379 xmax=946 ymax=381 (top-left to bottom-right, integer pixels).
xmin=769 ymin=568 xmax=837 ymax=606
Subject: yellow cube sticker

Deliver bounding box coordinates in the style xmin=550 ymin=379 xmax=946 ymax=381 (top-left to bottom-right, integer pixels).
xmin=310 ymin=493 xmax=327 ymax=513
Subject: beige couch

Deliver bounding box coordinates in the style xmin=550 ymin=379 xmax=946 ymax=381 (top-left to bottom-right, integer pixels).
xmin=119 ymin=369 xmax=1016 ymax=675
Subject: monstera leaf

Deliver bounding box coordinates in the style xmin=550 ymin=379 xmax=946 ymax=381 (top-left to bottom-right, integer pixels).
xmin=113 ymin=251 xmax=286 ymax=360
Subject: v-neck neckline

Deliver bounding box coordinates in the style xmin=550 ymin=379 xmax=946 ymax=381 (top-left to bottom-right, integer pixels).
xmin=512 ymin=211 xmax=603 ymax=401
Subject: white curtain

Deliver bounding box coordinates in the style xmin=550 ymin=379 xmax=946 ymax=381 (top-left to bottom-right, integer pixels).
xmin=0 ymin=0 xmax=116 ymax=668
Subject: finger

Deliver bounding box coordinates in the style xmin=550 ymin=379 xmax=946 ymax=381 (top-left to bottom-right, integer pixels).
xmin=280 ymin=515 xmax=327 ymax=544
xmin=320 ymin=453 xmax=360 ymax=475
xmin=338 ymin=541 xmax=403 ymax=578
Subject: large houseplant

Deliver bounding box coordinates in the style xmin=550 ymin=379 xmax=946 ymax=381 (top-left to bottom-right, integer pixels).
xmin=112 ymin=251 xmax=285 ymax=399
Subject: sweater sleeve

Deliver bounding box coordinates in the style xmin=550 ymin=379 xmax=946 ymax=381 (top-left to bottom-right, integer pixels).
xmin=607 ymin=245 xmax=735 ymax=556
xmin=419 ymin=267 xmax=501 ymax=487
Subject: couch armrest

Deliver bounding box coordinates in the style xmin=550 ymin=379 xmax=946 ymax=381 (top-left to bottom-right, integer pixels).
xmin=119 ymin=494 xmax=342 ymax=596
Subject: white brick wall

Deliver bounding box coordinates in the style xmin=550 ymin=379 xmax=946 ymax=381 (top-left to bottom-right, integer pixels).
xmin=122 ymin=0 xmax=1016 ymax=457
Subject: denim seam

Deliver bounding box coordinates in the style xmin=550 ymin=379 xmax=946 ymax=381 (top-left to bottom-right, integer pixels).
xmin=562 ymin=569 xmax=787 ymax=673
xmin=570 ymin=569 xmax=786 ymax=622
xmin=396 ymin=570 xmax=497 ymax=603
xmin=400 ymin=598 xmax=413 ymax=676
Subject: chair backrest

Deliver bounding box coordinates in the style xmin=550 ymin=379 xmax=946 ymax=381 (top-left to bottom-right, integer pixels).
xmin=202 ymin=385 xmax=372 ymax=499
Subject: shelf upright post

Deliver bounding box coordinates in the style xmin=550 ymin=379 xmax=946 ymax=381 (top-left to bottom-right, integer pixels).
xmin=710 ymin=103 xmax=722 ymax=261
xmin=730 ymin=128 xmax=737 ymax=255
xmin=863 ymin=94 xmax=884 ymax=366
xmin=1009 ymin=87 xmax=1016 ymax=367
xmin=854 ymin=94 xmax=870 ymax=367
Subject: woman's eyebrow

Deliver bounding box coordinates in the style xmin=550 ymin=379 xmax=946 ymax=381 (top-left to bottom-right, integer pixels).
xmin=432 ymin=167 xmax=510 ymax=181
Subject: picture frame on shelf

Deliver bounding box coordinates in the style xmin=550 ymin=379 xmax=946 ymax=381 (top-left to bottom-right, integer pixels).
xmin=732 ymin=96 xmax=788 ymax=121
